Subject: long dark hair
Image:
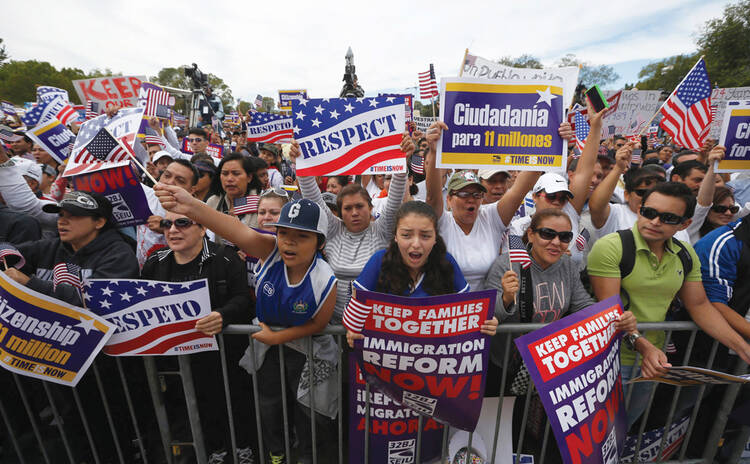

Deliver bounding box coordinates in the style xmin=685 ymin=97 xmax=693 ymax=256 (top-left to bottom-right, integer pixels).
xmin=700 ymin=186 xmax=735 ymax=237
xmin=212 ymin=153 xmax=265 ymax=196
xmin=376 ymin=201 xmax=456 ymax=295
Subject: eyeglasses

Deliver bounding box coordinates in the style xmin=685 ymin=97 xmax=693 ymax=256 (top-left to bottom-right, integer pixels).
xmin=452 ymin=191 xmax=484 ymax=199
xmin=633 ymin=189 xmax=649 ymax=197
xmin=540 ymin=191 xmax=570 ymax=203
xmin=711 ymin=204 xmax=739 ymax=214
xmin=160 ymin=218 xmax=198 ymax=229
xmin=639 ymin=206 xmax=685 ymax=225
xmin=186 ymin=138 xmax=204 ymax=143
xmin=261 ymin=186 xmax=290 ymax=198
xmin=532 ymin=227 xmax=574 ymax=243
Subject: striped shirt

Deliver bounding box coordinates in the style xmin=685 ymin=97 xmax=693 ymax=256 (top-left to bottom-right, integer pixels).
xmin=298 ymin=174 xmax=407 ymax=322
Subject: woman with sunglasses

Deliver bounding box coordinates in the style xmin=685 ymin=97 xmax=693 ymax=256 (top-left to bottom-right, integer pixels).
xmin=140 ymin=210 xmax=254 ymax=462
xmin=699 ymin=186 xmax=742 ymax=238
xmin=288 ymin=134 xmax=413 ymax=323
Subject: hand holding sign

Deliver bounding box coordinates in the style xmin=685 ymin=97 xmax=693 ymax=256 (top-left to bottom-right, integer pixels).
xmin=638 ymin=339 xmax=672 ymax=378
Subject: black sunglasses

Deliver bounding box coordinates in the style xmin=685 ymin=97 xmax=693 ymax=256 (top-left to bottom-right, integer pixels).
xmin=711 ymin=204 xmax=739 ymax=214
xmin=452 ymin=191 xmax=484 ymax=199
xmin=639 ymin=206 xmax=685 ymax=225
xmin=160 ymin=218 xmax=198 ymax=229
xmin=532 ymin=227 xmax=574 ymax=243
xmin=540 ymin=191 xmax=571 ymax=203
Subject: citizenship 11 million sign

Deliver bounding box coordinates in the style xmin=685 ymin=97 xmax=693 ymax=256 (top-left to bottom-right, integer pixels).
xmin=437 ymin=77 xmax=566 ymax=171
xmin=717 ymin=100 xmax=750 ymax=172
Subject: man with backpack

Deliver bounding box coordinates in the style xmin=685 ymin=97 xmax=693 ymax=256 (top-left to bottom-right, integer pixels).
xmin=587 ymin=182 xmax=750 ymax=428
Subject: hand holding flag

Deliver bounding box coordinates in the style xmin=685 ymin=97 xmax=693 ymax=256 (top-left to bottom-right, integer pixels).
xmin=0 ymin=242 xmax=25 ymax=270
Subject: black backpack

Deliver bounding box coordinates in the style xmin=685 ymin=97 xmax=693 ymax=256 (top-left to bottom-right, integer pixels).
xmin=616 ymin=229 xmax=693 ymax=311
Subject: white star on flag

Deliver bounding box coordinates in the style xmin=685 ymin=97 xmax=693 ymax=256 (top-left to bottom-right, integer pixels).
xmin=329 ymin=110 xmax=340 ymax=119
xmin=311 ymin=118 xmax=321 ymax=128
xmin=135 ymin=287 xmax=147 ymax=296
xmin=369 ymin=99 xmax=380 ymax=108
xmin=314 ymin=105 xmax=324 ymax=114
xmin=161 ymin=284 xmax=173 ymax=293
xmin=120 ymin=292 xmax=132 ymax=302
xmin=101 ymin=287 xmax=113 ymax=296
xmin=100 ymin=299 xmax=111 ymax=309
xmin=296 ymin=111 xmax=306 ymax=120
xmin=536 ymin=87 xmax=557 ymax=107
xmin=75 ymin=317 xmax=98 ymax=335
xmin=344 ymin=103 xmax=355 ymax=113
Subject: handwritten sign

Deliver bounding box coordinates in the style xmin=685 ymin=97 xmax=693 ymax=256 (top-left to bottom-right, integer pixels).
xmin=72 ymin=76 xmax=145 ymax=109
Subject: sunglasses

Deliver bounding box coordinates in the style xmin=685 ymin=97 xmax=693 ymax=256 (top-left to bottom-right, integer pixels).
xmin=452 ymin=191 xmax=484 ymax=199
xmin=532 ymin=227 xmax=574 ymax=243
xmin=160 ymin=218 xmax=198 ymax=229
xmin=261 ymin=186 xmax=290 ymax=198
xmin=186 ymin=137 xmax=204 ymax=143
xmin=540 ymin=191 xmax=571 ymax=203
xmin=711 ymin=204 xmax=739 ymax=214
xmin=633 ymin=189 xmax=649 ymax=197
xmin=639 ymin=206 xmax=685 ymax=225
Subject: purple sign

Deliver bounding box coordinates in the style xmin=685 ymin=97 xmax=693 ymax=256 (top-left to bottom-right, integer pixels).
xmin=717 ymin=101 xmax=750 ymax=172
xmin=437 ymin=78 xmax=566 ymax=171
xmin=353 ymin=289 xmax=495 ymax=432
xmin=348 ymin=353 xmax=444 ymax=463
xmin=71 ymin=163 xmax=153 ymax=227
xmin=514 ymin=296 xmax=627 ymax=464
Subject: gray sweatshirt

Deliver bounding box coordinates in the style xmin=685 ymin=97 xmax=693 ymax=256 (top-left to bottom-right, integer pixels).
xmin=482 ymin=251 xmax=594 ymax=366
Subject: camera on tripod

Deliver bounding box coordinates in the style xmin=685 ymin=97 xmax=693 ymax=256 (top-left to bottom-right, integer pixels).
xmin=184 ymin=63 xmax=209 ymax=90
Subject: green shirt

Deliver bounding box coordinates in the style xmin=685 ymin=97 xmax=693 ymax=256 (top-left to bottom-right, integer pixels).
xmin=587 ymin=224 xmax=702 ymax=365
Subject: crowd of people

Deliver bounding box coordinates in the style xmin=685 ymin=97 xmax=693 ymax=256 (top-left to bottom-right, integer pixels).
xmin=2 ymin=98 xmax=750 ymax=464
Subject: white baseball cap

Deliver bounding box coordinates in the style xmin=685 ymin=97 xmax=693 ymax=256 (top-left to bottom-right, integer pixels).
xmin=152 ymin=151 xmax=174 ymax=164
xmin=477 ymin=169 xmax=510 ymax=180
xmin=532 ymin=172 xmax=573 ymax=198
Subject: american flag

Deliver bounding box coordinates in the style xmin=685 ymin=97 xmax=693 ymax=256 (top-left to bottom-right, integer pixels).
xmin=144 ymin=88 xmax=171 ymax=118
xmin=574 ymin=110 xmax=589 ymax=153
xmin=53 ymin=262 xmax=82 ymax=291
xmin=342 ymin=297 xmax=373 ymax=334
xmin=508 ymin=234 xmax=531 ymax=269
xmin=0 ymin=242 xmax=25 ymax=269
xmin=172 ymin=111 xmax=187 ymax=127
xmin=233 ymin=194 xmax=259 ymax=215
xmin=254 ymin=94 xmax=263 ymax=108
xmin=144 ymin=127 xmax=164 ymax=146
xmin=74 ymin=128 xmax=130 ymax=164
xmin=575 ymin=228 xmax=590 ymax=251
xmin=418 ymin=64 xmax=438 ymax=99
xmin=246 ymin=112 xmax=293 ymax=144
xmin=21 ymin=96 xmax=77 ymax=128
xmin=0 ymin=126 xmax=21 ymax=142
xmin=292 ymin=96 xmax=406 ymax=176
xmin=1 ymin=101 xmax=18 ymax=117
xmin=84 ymin=278 xmax=217 ymax=356
xmin=659 ymin=58 xmax=712 ymax=150
xmin=710 ymin=104 xmax=718 ymax=121
xmin=411 ymin=154 xmax=424 ymax=175
xmin=85 ymin=100 xmax=99 ymax=120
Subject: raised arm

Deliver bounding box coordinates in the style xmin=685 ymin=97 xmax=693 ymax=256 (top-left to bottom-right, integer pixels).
xmin=568 ymin=103 xmax=605 ymax=214
xmin=375 ymin=134 xmax=413 ymax=237
xmin=497 ymin=171 xmax=541 ymax=226
xmin=589 ymin=143 xmax=633 ymax=229
xmin=424 ymin=123 xmax=447 ymax=218
xmin=154 ymin=183 xmax=275 ymax=259
xmin=696 ymin=146 xmax=724 ymax=207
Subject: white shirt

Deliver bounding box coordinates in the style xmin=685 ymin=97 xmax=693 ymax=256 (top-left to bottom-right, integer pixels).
xmin=594 ymin=202 xmax=710 ymax=245
xmin=438 ymin=202 xmax=507 ymax=291
xmin=509 ymin=202 xmax=584 ymax=270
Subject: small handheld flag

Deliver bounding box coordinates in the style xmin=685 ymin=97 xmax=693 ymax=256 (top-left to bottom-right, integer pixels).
xmin=53 ymin=262 xmax=83 ymax=291
xmin=575 ymin=228 xmax=590 ymax=252
xmin=418 ymin=65 xmax=438 ymax=100
xmin=233 ymin=195 xmax=259 ymax=215
xmin=508 ymin=234 xmax=532 ymax=269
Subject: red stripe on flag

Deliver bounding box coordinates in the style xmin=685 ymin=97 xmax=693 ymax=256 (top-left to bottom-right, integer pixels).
xmin=296 ymin=133 xmax=403 ymax=176
xmin=103 ymin=320 xmax=197 ymax=355
xmin=135 ymin=331 xmax=212 ymax=355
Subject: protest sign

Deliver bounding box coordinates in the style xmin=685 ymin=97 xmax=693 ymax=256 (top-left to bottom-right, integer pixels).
xmin=348 ymin=354 xmax=444 ymax=464
xmin=353 ymin=289 xmax=495 ymax=431
xmin=26 ymin=118 xmax=75 ymax=164
xmin=462 ymin=51 xmax=579 ymax=107
xmin=437 ymin=77 xmax=566 ymax=171
xmin=71 ymin=162 xmax=153 ymax=227
xmin=630 ymin=365 xmax=750 ymax=386
xmin=601 ymin=90 xmax=661 ymax=136
xmin=380 ymin=93 xmax=414 ymax=127
xmin=717 ymin=101 xmax=750 ymax=172
xmin=37 ymin=86 xmax=69 ymax=104
xmin=181 ymin=138 xmax=224 ymax=161
xmin=22 ymin=96 xmax=78 ymax=128
xmin=414 ymin=116 xmax=437 ymax=133
xmin=620 ymin=416 xmax=689 ymax=463
xmin=63 ymin=107 xmax=145 ymax=177
xmin=514 ymin=296 xmax=626 ymax=464
xmin=278 ymin=89 xmax=308 ymax=111
xmin=72 ymin=76 xmax=145 ymax=110
xmin=85 ymin=278 xmax=217 ymax=355
xmin=0 ymin=272 xmax=114 ymax=386
xmin=292 ymin=97 xmax=407 ymax=176
xmin=710 ymin=87 xmax=750 ymax=139
xmin=246 ymin=112 xmax=293 ymax=144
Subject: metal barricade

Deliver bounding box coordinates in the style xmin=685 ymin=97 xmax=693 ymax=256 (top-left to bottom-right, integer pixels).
xmin=1 ymin=321 xmax=747 ymax=463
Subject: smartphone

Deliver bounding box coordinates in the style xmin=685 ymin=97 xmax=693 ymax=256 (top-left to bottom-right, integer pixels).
xmin=586 ymin=85 xmax=609 ymax=113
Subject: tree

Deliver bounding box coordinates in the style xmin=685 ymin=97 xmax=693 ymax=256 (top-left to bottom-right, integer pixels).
xmin=557 ymin=54 xmax=619 ymax=88
xmin=635 ymin=53 xmax=699 ymax=92
xmin=0 ymin=38 xmax=8 ymax=66
xmin=0 ymin=60 xmax=87 ymax=104
xmin=697 ymin=0 xmax=750 ymax=87
xmin=497 ymin=54 xmax=543 ymax=69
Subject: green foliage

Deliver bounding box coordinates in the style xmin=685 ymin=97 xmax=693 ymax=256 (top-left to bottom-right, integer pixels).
xmin=0 ymin=60 xmax=88 ymax=104
xmin=497 ymin=54 xmax=543 ymax=69
xmin=0 ymin=39 xmax=8 ymax=65
xmin=556 ymin=54 xmax=619 ymax=87
xmin=635 ymin=54 xmax=699 ymax=92
xmin=150 ymin=66 xmax=234 ymax=111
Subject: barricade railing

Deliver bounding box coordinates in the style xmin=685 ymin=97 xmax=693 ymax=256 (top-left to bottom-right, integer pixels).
xmin=1 ymin=321 xmax=747 ymax=463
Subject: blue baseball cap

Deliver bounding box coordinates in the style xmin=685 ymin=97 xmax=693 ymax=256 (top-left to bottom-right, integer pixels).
xmin=267 ymin=198 xmax=328 ymax=238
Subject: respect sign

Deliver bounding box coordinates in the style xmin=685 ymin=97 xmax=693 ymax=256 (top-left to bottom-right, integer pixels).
xmin=437 ymin=77 xmax=566 ymax=171
xmin=717 ymin=101 xmax=750 ymax=172
xmin=353 ymin=289 xmax=495 ymax=432
xmin=0 ymin=272 xmax=114 ymax=386
xmin=72 ymin=76 xmax=145 ymax=109
xmin=514 ymin=296 xmax=626 ymax=464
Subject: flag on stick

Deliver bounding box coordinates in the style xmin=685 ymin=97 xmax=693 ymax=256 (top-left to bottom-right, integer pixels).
xmin=574 ymin=111 xmax=589 ymax=153
xmin=418 ymin=65 xmax=438 ymax=99
xmin=508 ymin=234 xmax=531 ymax=269
xmin=659 ymin=58 xmax=712 ymax=150
xmin=233 ymin=195 xmax=259 ymax=215
xmin=53 ymin=262 xmax=83 ymax=291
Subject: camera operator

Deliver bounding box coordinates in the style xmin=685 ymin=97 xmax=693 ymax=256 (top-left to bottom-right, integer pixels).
xmin=199 ymin=85 xmax=224 ymax=127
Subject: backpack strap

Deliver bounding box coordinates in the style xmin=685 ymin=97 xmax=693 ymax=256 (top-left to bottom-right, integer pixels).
xmin=616 ymin=229 xmax=636 ymax=278
xmin=670 ymin=238 xmax=693 ymax=282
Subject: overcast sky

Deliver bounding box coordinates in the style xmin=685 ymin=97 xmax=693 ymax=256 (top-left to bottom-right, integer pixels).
xmin=2 ymin=0 xmax=729 ymax=103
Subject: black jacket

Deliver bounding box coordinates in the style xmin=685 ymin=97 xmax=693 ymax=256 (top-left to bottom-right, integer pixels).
xmin=18 ymin=228 xmax=139 ymax=306
xmin=0 ymin=205 xmax=41 ymax=244
xmin=140 ymin=238 xmax=251 ymax=326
